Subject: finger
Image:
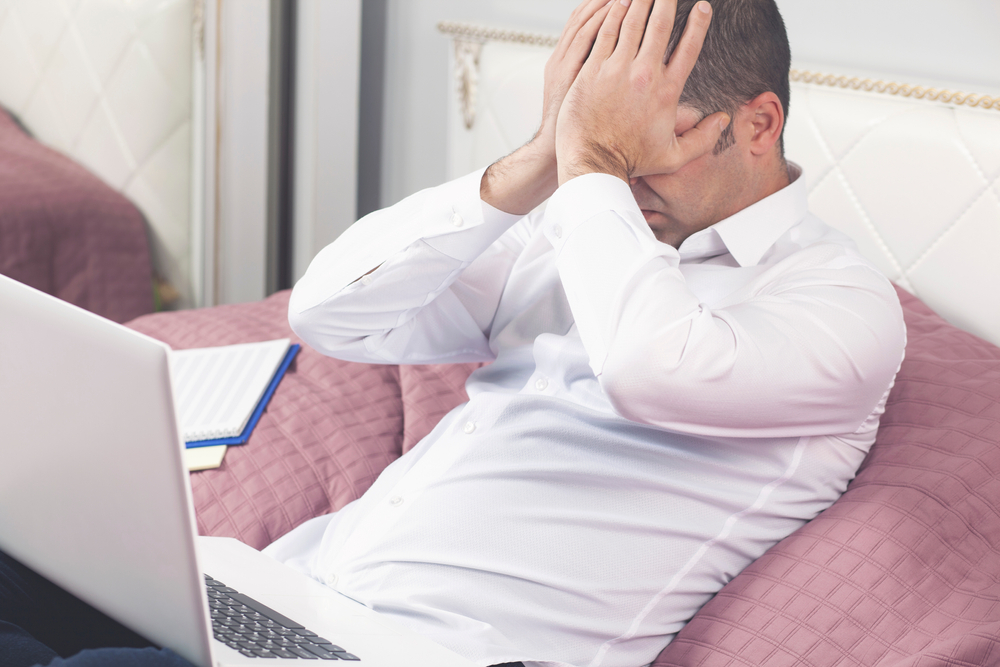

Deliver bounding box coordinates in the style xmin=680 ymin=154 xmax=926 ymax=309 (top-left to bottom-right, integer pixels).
xmin=590 ymin=0 xmax=632 ymax=62
xmin=666 ymin=111 xmax=730 ymax=172
xmin=636 ymin=0 xmax=678 ymax=65
xmin=556 ymin=0 xmax=614 ymax=60
xmin=564 ymin=1 xmax=615 ymax=65
xmin=615 ymin=0 xmax=655 ymax=60
xmin=664 ymin=1 xmax=713 ymax=96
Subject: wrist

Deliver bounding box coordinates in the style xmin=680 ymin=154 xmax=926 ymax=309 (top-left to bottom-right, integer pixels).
xmin=480 ymin=141 xmax=558 ymax=215
xmin=557 ymin=144 xmax=631 ymax=186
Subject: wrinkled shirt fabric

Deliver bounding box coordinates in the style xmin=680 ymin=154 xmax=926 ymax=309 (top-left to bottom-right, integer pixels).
xmin=265 ymin=166 xmax=906 ymax=667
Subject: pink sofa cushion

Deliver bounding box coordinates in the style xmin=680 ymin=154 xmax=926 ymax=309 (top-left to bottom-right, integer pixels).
xmin=130 ymin=285 xmax=1000 ymax=666
xmin=127 ymin=290 xmax=479 ymax=549
xmin=653 ymin=285 xmax=1000 ymax=666
xmin=0 ymin=108 xmax=153 ymax=323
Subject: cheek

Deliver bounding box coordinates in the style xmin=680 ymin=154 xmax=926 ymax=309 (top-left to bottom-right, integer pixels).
xmin=645 ymin=163 xmax=705 ymax=201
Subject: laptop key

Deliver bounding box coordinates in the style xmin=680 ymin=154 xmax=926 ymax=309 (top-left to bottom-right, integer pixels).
xmin=251 ymin=649 xmax=278 ymax=658
xmin=313 ymin=639 xmax=343 ymax=651
xmin=288 ymin=646 xmax=319 ymax=660
xmin=228 ymin=593 xmax=305 ymax=629
xmin=333 ymin=652 xmax=360 ymax=661
xmin=302 ymin=643 xmax=339 ymax=659
xmin=208 ymin=577 xmax=358 ymax=660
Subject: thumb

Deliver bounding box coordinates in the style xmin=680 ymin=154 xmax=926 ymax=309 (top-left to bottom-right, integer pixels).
xmin=671 ymin=111 xmax=731 ymax=169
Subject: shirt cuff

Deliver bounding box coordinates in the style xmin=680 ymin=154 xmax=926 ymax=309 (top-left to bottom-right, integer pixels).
xmin=421 ymin=169 xmax=525 ymax=262
xmin=543 ymin=173 xmax=653 ymax=251
xmin=541 ymin=174 xmax=684 ymax=376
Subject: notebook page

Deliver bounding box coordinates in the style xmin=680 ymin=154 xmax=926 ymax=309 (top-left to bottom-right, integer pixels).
xmin=171 ymin=339 xmax=290 ymax=441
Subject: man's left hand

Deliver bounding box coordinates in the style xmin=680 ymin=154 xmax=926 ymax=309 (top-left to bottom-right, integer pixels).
xmin=555 ymin=0 xmax=731 ymax=185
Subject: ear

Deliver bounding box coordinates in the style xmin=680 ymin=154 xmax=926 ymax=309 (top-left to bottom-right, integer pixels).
xmin=744 ymin=92 xmax=784 ymax=157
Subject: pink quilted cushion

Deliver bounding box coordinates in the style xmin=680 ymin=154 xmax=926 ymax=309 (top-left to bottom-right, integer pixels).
xmin=0 ymin=108 xmax=153 ymax=323
xmin=126 ymin=290 xmax=479 ymax=550
xmin=128 ymin=291 xmax=403 ymax=549
xmin=654 ymin=285 xmax=1000 ymax=666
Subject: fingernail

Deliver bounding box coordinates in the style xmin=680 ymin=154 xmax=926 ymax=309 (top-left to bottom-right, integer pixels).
xmin=620 ymin=0 xmax=630 ymax=6
xmin=719 ymin=114 xmax=731 ymax=129
xmin=697 ymin=1 xmax=711 ymax=13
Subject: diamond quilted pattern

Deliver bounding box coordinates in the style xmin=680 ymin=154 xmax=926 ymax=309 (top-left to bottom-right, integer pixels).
xmin=955 ymin=109 xmax=1000 ymax=180
xmin=797 ymin=86 xmax=905 ymax=162
xmin=0 ymin=0 xmax=194 ymax=306
xmin=806 ymin=170 xmax=904 ymax=282
xmin=908 ymin=193 xmax=1000 ymax=340
xmin=786 ymin=83 xmax=1000 ymax=347
xmin=836 ymin=106 xmax=987 ymax=269
xmin=71 ymin=0 xmax=137 ymax=84
xmin=654 ymin=286 xmax=1000 ymax=667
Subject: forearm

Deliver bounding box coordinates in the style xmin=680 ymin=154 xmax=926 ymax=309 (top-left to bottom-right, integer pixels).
xmin=289 ymin=169 xmax=523 ymax=363
xmin=545 ymin=175 xmax=906 ymax=436
xmin=480 ymin=138 xmax=559 ymax=216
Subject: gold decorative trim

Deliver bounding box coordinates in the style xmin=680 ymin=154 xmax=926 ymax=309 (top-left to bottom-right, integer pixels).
xmin=453 ymin=39 xmax=483 ymax=129
xmin=437 ymin=21 xmax=559 ymax=48
xmin=790 ymin=69 xmax=1000 ymax=112
xmin=437 ymin=22 xmax=1000 ymax=129
xmin=193 ymin=0 xmax=205 ymax=61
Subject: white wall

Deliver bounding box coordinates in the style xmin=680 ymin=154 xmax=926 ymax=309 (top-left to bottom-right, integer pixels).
xmin=293 ymin=0 xmax=362 ymax=283
xmin=379 ymin=0 xmax=1000 ymax=208
xmin=214 ymin=0 xmax=270 ymax=305
xmin=780 ymin=0 xmax=1000 ymax=89
xmin=380 ymin=0 xmax=578 ymax=208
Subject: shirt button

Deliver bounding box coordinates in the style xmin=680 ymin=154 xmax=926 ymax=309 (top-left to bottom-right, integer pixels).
xmin=553 ymin=225 xmax=563 ymax=239
xmin=325 ymin=573 xmax=338 ymax=586
xmin=463 ymin=421 xmax=476 ymax=434
xmin=360 ymin=274 xmax=372 ymax=286
xmin=535 ymin=377 xmax=548 ymax=391
xmin=389 ymin=496 xmax=403 ymax=506
xmin=451 ymin=213 xmax=464 ymax=228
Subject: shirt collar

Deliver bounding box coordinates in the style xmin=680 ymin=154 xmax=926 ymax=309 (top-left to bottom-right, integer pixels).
xmin=677 ymin=162 xmax=807 ymax=266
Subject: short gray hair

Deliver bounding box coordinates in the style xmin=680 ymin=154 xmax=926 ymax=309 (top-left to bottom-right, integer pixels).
xmin=668 ymin=0 xmax=791 ymax=154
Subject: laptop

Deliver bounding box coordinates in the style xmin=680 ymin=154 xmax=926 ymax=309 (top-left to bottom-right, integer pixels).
xmin=0 ymin=274 xmax=478 ymax=667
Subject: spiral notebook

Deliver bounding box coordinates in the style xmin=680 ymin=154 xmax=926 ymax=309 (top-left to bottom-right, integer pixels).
xmin=171 ymin=339 xmax=300 ymax=459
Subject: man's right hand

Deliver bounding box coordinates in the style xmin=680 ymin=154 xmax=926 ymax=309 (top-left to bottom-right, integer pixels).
xmin=480 ymin=0 xmax=614 ymax=215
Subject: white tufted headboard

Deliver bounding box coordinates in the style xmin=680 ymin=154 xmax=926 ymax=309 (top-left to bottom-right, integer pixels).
xmin=0 ymin=0 xmax=195 ymax=307
xmin=439 ymin=22 xmax=1000 ymax=348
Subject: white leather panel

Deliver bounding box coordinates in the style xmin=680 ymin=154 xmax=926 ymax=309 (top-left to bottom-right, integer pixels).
xmin=788 ymin=83 xmax=1000 ymax=346
xmin=445 ymin=35 xmax=1000 ymax=347
xmin=0 ymin=0 xmax=194 ymax=307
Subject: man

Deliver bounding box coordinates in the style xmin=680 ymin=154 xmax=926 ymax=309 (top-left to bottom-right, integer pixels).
xmin=0 ymin=1 xmax=904 ymax=666
xmin=271 ymin=1 xmax=905 ymax=666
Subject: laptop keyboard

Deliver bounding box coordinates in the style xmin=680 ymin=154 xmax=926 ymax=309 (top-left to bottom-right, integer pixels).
xmin=205 ymin=574 xmax=361 ymax=660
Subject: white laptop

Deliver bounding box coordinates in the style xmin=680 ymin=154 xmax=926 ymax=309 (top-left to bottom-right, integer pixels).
xmin=0 ymin=274 xmax=477 ymax=667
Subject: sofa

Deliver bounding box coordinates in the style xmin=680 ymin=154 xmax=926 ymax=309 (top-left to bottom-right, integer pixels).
xmin=125 ymin=285 xmax=1000 ymax=667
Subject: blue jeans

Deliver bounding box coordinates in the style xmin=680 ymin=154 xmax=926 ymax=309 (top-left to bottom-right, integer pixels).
xmin=0 ymin=549 xmax=194 ymax=667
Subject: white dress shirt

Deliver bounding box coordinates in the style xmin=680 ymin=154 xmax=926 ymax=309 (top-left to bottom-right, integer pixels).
xmin=265 ymin=165 xmax=906 ymax=667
